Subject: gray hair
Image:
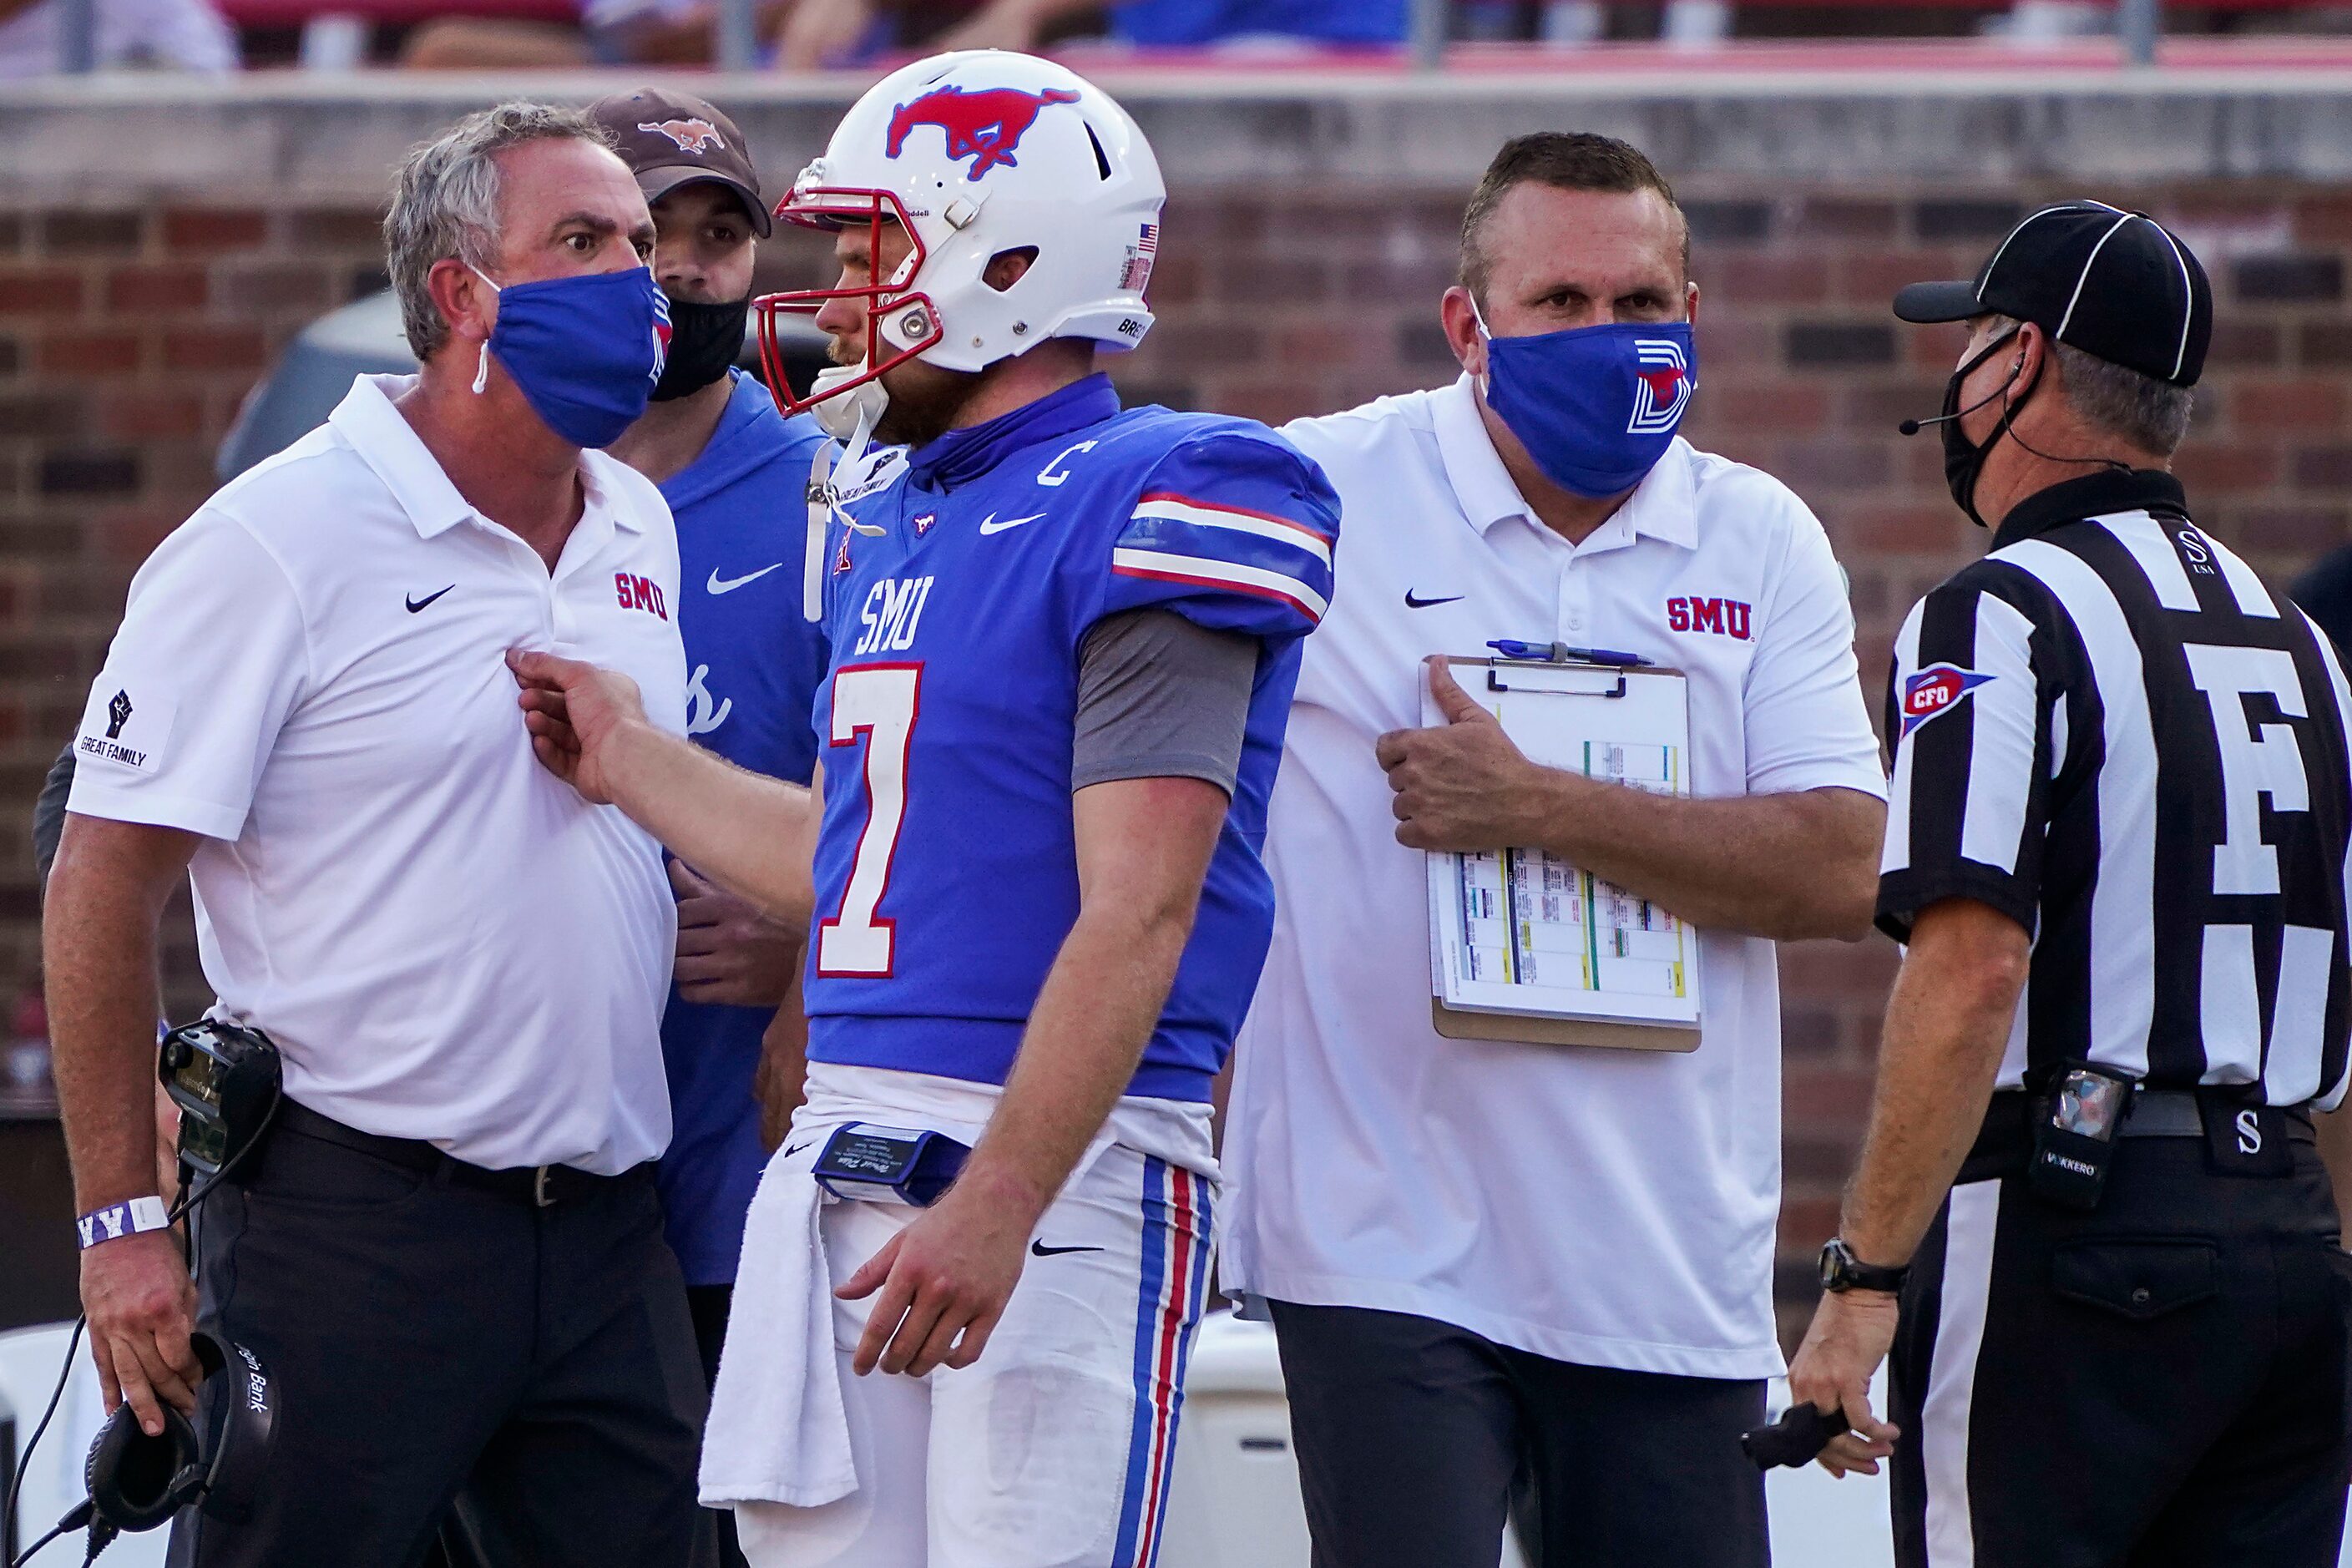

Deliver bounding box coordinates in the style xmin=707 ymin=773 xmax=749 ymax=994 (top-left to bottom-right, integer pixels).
xmin=1990 ymin=315 xmax=2195 ymax=457
xmin=385 ymin=101 xmax=613 ymax=361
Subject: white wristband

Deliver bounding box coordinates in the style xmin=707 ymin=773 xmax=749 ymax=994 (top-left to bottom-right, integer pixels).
xmin=76 ymin=1195 xmax=171 ymax=1250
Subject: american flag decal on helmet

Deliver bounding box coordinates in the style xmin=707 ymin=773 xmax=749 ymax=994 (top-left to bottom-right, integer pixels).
xmin=1120 ymin=223 xmax=1160 ymax=294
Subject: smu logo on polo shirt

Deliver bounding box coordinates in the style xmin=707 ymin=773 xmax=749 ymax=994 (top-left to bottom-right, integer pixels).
xmin=1901 ymin=663 xmax=1995 ymax=738
xmin=615 ymin=573 xmax=670 ymax=621
xmin=1667 ymin=596 xmax=1752 ymax=640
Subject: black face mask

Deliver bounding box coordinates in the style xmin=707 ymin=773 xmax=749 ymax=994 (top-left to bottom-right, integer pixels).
xmin=1938 ymin=328 xmax=2033 ymax=529
xmin=651 ymin=292 xmax=751 ymax=402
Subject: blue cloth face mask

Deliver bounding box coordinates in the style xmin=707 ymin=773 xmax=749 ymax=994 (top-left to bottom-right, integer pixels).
xmin=470 ymin=266 xmax=672 ymax=449
xmin=1474 ymin=303 xmax=1698 ymax=498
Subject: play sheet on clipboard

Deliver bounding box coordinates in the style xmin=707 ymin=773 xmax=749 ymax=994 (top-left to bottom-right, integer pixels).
xmin=1424 ymin=655 xmax=1702 ymax=1050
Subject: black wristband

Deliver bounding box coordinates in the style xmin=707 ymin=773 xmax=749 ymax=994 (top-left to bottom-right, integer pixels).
xmin=1819 ymin=1237 xmax=1910 ymax=1294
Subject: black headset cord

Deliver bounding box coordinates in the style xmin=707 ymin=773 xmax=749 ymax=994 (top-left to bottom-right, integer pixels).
xmin=3 ymin=1094 xmax=280 ymax=1566
xmin=5 ymin=1497 xmax=106 ymax=1568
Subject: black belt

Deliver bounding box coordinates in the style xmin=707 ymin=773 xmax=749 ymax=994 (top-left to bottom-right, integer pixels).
xmin=1960 ymin=1087 xmax=2315 ymax=1184
xmin=268 ymin=1099 xmax=636 ymax=1207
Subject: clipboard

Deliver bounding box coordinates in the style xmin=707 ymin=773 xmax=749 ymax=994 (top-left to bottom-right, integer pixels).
xmin=1424 ymin=652 xmax=1702 ymax=1053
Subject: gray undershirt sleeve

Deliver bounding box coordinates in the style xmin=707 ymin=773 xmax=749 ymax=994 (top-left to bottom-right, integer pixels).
xmin=33 ymin=740 xmax=74 ymax=894
xmin=1072 ymin=609 xmax=1259 ymax=796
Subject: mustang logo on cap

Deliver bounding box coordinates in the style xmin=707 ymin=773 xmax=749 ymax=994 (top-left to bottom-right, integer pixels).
xmin=885 ymin=85 xmax=1080 ymax=180
xmin=640 ymin=118 xmax=725 ymax=155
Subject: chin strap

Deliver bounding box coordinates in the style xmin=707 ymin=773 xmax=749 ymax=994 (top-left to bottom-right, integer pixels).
xmin=802 ymin=442 xmax=834 ymax=625
xmin=802 ymin=398 xmax=890 ymax=625
xmin=832 ymin=398 xmax=877 ymax=497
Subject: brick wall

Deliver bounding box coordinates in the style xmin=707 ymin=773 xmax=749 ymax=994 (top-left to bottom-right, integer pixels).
xmin=0 ymin=201 xmax=399 ymax=1002
xmin=1104 ymin=179 xmax=2352 ymax=1314
xmin=4 ymin=175 xmax=2347 ymax=1319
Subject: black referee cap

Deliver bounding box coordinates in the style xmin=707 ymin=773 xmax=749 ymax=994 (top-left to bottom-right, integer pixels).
xmin=1893 ymin=202 xmax=2213 ymax=387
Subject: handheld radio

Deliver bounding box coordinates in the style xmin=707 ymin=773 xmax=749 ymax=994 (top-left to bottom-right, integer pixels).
xmin=158 ymin=1019 xmax=283 ymax=1180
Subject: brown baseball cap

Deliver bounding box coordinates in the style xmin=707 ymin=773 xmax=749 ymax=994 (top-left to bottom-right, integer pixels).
xmin=589 ymin=88 xmax=771 ymax=238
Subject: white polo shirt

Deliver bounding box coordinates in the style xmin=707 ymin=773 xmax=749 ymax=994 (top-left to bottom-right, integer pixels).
xmin=1223 ymin=376 xmax=1886 ymax=1378
xmin=67 ymin=374 xmax=689 ymax=1175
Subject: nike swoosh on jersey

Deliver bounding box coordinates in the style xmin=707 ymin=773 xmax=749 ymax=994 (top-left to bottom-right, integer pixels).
xmin=1029 ymin=1240 xmax=1104 ymax=1257
xmin=1404 ymin=590 xmax=1464 ymax=609
xmin=708 ymin=563 xmax=785 ymax=594
xmin=979 ymin=513 xmax=1047 ymax=535
xmin=406 ymin=585 xmax=454 ymax=613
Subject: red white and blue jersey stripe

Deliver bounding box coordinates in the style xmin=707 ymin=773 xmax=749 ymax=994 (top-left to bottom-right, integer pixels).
xmin=803 ymin=374 xmax=1343 ymax=1103
xmin=1113 ymin=1155 xmax=1215 ymax=1568
xmin=1111 ymin=490 xmax=1334 ymax=625
xmin=1097 ymin=439 xmax=1337 ymax=635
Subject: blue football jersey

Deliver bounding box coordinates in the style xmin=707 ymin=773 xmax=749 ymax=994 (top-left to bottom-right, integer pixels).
xmin=657 ymin=372 xmax=831 ymax=1287
xmin=804 ymin=373 xmax=1341 ymax=1103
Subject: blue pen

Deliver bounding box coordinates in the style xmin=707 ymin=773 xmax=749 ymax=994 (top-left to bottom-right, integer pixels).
xmin=1488 ymin=639 xmax=1655 ymax=668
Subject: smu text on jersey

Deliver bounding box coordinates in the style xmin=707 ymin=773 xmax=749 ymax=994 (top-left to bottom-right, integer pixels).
xmin=852 ymin=576 xmax=937 ymax=655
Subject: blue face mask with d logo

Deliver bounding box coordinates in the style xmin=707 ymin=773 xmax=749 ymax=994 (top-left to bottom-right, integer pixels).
xmin=471 ymin=266 xmax=672 ymax=450
xmin=1474 ymin=305 xmax=1698 ymax=499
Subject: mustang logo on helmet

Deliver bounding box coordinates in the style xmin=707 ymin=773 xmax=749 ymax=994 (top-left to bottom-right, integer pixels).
xmin=886 ymin=85 xmax=1080 ymax=180
xmin=756 ymin=52 xmax=1160 ymax=424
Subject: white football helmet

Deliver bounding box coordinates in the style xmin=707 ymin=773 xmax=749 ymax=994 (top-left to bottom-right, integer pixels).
xmin=754 ymin=50 xmax=1166 ymax=422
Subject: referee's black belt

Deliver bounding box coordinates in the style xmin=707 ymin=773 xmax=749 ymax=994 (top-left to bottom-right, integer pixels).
xmin=1961 ymin=1087 xmax=2316 ymax=1184
xmin=268 ymin=1099 xmax=641 ymax=1207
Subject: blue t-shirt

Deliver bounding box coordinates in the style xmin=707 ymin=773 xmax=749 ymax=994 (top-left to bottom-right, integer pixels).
xmin=656 ymin=372 xmax=830 ymax=1286
xmin=1112 ymin=0 xmax=1405 ymax=44
xmin=804 ymin=373 xmax=1342 ymax=1103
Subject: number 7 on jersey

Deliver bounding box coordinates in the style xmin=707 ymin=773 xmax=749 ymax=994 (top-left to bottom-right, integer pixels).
xmin=817 ymin=663 xmax=922 ymax=977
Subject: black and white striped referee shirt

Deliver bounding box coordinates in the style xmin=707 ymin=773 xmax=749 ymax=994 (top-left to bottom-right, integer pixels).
xmin=1877 ymin=468 xmax=2352 ymax=1108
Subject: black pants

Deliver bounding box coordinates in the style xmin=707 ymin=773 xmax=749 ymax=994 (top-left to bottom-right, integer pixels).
xmin=169 ymin=1109 xmax=711 ymax=1568
xmin=1268 ymin=1300 xmax=1768 ymax=1568
xmin=685 ymin=1283 xmax=733 ymax=1390
xmin=684 ymin=1284 xmax=748 ymax=1568
xmin=1891 ymin=1135 xmax=2352 ymax=1567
